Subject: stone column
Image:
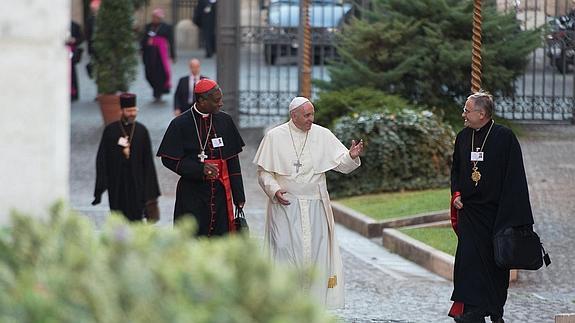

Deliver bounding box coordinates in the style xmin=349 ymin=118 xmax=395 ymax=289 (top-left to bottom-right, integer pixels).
xmin=217 ymin=0 xmax=241 ymax=124
xmin=0 ymin=0 xmax=70 ymax=223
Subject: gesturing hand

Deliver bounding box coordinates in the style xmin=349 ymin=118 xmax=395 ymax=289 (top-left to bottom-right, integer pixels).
xmin=274 ymin=190 xmax=291 ymax=205
xmin=349 ymin=139 xmax=364 ymax=159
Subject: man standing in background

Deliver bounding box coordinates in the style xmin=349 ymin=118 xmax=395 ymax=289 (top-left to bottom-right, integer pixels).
xmin=141 ymin=8 xmax=175 ymax=102
xmin=174 ymin=58 xmax=207 ymax=116
xmin=193 ymin=0 xmax=217 ymax=58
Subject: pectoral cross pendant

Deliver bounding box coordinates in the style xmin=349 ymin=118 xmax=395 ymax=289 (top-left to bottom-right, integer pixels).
xmin=293 ymin=160 xmax=303 ymax=173
xmin=471 ymin=166 xmax=481 ymax=186
xmin=198 ymin=150 xmax=208 ymax=163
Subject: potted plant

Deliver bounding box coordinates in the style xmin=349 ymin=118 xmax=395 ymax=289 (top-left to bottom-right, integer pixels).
xmin=92 ymin=0 xmax=138 ymax=125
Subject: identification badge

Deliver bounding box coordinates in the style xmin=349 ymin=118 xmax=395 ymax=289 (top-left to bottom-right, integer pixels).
xmin=204 ymin=5 xmax=212 ymax=13
xmin=470 ymin=151 xmax=484 ymax=162
xmin=147 ymin=31 xmax=156 ymax=37
xmin=117 ymin=136 xmax=129 ymax=147
xmin=211 ymin=137 xmax=224 ymax=148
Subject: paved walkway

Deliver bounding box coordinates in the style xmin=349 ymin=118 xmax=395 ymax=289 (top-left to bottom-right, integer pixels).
xmin=70 ymin=51 xmax=575 ymax=322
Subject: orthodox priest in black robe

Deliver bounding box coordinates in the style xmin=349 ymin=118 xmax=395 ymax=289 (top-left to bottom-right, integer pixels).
xmin=141 ymin=8 xmax=175 ymax=101
xmin=157 ymin=79 xmax=246 ymax=236
xmin=93 ymin=93 xmax=161 ymax=222
xmin=449 ymin=92 xmax=535 ymax=323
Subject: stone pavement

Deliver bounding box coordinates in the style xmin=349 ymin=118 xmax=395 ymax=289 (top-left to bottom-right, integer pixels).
xmin=70 ymin=51 xmax=575 ymax=322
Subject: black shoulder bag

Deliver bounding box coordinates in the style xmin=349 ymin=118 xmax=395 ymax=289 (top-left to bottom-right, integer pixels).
xmin=493 ymin=225 xmax=551 ymax=270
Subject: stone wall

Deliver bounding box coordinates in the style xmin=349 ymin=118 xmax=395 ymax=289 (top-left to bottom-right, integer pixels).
xmin=0 ymin=0 xmax=70 ymax=222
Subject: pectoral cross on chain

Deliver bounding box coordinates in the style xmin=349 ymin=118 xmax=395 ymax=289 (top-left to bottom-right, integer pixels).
xmin=198 ymin=150 xmax=208 ymax=163
xmin=293 ymin=160 xmax=303 ymax=173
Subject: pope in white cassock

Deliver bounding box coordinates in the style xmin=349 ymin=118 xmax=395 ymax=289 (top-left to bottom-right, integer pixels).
xmin=253 ymin=97 xmax=364 ymax=308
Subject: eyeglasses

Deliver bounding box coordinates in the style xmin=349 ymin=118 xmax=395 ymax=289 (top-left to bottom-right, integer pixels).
xmin=462 ymin=107 xmax=480 ymax=114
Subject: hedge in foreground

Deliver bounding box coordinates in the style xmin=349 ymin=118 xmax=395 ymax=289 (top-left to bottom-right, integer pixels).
xmin=328 ymin=109 xmax=455 ymax=198
xmin=0 ymin=204 xmax=335 ymax=323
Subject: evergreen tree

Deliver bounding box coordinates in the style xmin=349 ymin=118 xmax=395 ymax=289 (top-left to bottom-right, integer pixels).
xmin=322 ymin=0 xmax=540 ymax=112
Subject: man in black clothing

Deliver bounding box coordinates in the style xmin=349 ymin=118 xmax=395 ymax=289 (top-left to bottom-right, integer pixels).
xmin=93 ymin=93 xmax=161 ymax=222
xmin=174 ymin=58 xmax=207 ymax=116
xmin=448 ymin=92 xmax=536 ymax=323
xmin=157 ymin=79 xmax=245 ymax=236
xmin=141 ymin=8 xmax=175 ymax=102
xmin=193 ymin=0 xmax=217 ymax=58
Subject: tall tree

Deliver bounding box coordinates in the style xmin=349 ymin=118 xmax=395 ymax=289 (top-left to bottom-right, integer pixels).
xmin=322 ymin=0 xmax=540 ymax=111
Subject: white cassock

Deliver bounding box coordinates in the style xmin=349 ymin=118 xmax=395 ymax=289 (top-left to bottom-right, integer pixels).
xmin=253 ymin=120 xmax=361 ymax=309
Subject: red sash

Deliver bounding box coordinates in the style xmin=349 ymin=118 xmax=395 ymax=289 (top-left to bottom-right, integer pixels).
xmin=204 ymin=159 xmax=236 ymax=233
xmin=148 ymin=35 xmax=172 ymax=89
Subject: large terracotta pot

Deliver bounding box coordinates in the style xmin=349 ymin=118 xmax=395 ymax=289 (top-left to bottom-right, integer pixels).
xmin=97 ymin=94 xmax=122 ymax=125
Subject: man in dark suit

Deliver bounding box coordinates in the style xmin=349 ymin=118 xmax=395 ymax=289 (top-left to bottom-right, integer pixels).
xmin=174 ymin=58 xmax=207 ymax=116
xmin=193 ymin=0 xmax=217 ymax=58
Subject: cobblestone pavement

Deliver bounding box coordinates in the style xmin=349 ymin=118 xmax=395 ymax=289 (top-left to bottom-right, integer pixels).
xmin=71 ymin=51 xmax=575 ymax=322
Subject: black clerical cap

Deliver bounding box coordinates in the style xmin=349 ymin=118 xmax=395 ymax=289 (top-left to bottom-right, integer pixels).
xmin=120 ymin=93 xmax=137 ymax=109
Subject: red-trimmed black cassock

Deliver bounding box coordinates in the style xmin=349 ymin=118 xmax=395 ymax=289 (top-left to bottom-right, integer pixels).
xmin=449 ymin=121 xmax=535 ymax=321
xmin=156 ymin=84 xmax=245 ymax=236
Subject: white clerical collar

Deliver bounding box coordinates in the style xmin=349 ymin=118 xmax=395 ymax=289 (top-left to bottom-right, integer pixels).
xmin=192 ymin=104 xmax=210 ymax=118
xmin=289 ymin=119 xmax=308 ymax=134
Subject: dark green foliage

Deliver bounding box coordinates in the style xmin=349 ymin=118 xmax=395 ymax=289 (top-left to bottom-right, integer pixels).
xmin=323 ymin=0 xmax=541 ymax=111
xmin=314 ymin=87 xmax=413 ymax=127
xmin=93 ymin=0 xmax=138 ymax=94
xmin=0 ymin=203 xmax=335 ymax=322
xmin=327 ymin=109 xmax=455 ymax=198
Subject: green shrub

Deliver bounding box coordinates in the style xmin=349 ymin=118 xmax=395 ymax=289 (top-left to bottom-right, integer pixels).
xmin=314 ymin=87 xmax=412 ymax=127
xmin=0 ymin=204 xmax=335 ymax=323
xmin=328 ymin=109 xmax=455 ymax=198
